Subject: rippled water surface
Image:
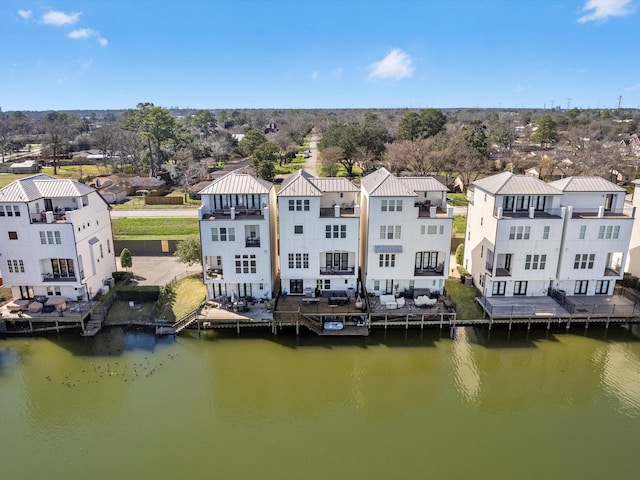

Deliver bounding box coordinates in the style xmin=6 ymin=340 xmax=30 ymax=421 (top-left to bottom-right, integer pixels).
xmin=2 ymin=326 xmax=640 ymax=479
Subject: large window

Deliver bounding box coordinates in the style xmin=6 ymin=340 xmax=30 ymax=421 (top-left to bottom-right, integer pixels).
xmin=40 ymin=230 xmax=62 ymax=245
xmin=492 ymin=281 xmax=506 ymax=296
xmin=573 ymin=254 xmax=595 ymax=269
xmin=235 ymin=254 xmax=256 ymax=274
xmin=381 ymin=199 xmax=402 ymax=212
xmin=574 ymin=280 xmax=588 ymax=295
xmin=325 ymin=225 xmax=347 ymax=238
xmin=508 ymin=226 xmax=531 ymax=240
xmin=513 ymin=281 xmax=528 ymax=295
xmin=415 ymin=251 xmax=439 ymax=270
xmin=288 ymin=199 xmax=310 ymax=211
xmin=524 ymin=254 xmax=546 ymax=270
xmin=326 ymin=252 xmax=348 ymax=270
xmin=379 ymin=254 xmax=396 ymax=267
xmin=211 ymin=227 xmax=235 ymax=242
xmin=288 ymin=253 xmax=309 ymax=269
xmin=0 ymin=205 xmax=20 ymax=217
xmin=379 ymin=225 xmax=401 ymax=240
xmin=598 ymin=225 xmax=620 ymax=239
xmin=422 ymin=224 xmax=444 ymax=235
xmin=50 ymin=258 xmax=75 ymax=278
xmin=595 ymin=280 xmax=610 ymax=294
xmin=7 ymin=259 xmax=25 ymax=273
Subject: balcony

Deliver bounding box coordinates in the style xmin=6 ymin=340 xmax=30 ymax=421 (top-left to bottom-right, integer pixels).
xmin=414 ymin=265 xmax=445 ymax=277
xmin=415 ymin=202 xmax=450 ymax=218
xmin=495 ymin=268 xmax=511 ymax=277
xmin=319 ymin=267 xmax=355 ymax=276
xmin=42 ymin=273 xmax=77 ymax=282
xmin=319 ymin=205 xmax=357 ymax=218
xmin=201 ymin=208 xmax=263 ymax=221
xmin=245 ymin=237 xmax=261 ymax=248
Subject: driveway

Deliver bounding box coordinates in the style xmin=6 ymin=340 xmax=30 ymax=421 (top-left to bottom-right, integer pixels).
xmin=116 ymin=255 xmax=201 ymax=286
xmin=303 ymin=133 xmax=319 ymax=176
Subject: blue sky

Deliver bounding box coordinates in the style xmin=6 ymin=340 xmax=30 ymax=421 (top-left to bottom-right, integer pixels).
xmin=1 ymin=0 xmax=639 ymax=111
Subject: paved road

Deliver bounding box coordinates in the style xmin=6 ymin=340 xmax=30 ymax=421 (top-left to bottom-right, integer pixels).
xmin=303 ymin=133 xmax=319 ymax=176
xmin=116 ymin=255 xmax=201 ymax=286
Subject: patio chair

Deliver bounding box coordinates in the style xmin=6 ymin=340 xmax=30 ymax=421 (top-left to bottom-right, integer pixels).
xmin=129 ymin=301 xmax=142 ymax=310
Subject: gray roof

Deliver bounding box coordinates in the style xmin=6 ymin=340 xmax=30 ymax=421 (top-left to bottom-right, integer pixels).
xmin=360 ymin=168 xmax=416 ymax=197
xmin=278 ymin=170 xmax=323 ymax=197
xmin=309 ymin=177 xmax=359 ymax=193
xmin=0 ymin=174 xmax=95 ymax=203
xmin=549 ymin=176 xmax=626 ymax=193
xmin=473 ymin=172 xmax=561 ymax=196
xmin=398 ymin=177 xmax=448 ymax=193
xmin=199 ymin=171 xmax=272 ymax=195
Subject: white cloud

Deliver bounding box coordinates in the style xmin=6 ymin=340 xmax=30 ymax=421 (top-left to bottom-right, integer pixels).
xmin=98 ymin=37 xmax=108 ymax=47
xmin=68 ymin=28 xmax=95 ymax=39
xmin=368 ymin=48 xmax=413 ymax=80
xmin=311 ymin=71 xmax=318 ymax=80
xmin=42 ymin=10 xmax=82 ymax=27
xmin=577 ymin=0 xmax=635 ymax=23
xmin=18 ymin=9 xmax=32 ymax=20
xmin=626 ymin=83 xmax=640 ymax=91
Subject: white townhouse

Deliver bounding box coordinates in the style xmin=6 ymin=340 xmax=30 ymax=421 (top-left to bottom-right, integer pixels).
xmin=360 ymin=168 xmax=453 ymax=296
xmin=198 ymin=171 xmax=277 ymax=301
xmin=465 ymin=172 xmax=636 ymax=299
xmin=277 ymin=170 xmax=360 ymax=296
xmin=0 ymin=174 xmax=116 ymax=302
xmin=464 ymin=172 xmax=565 ymax=298
xmin=627 ymin=179 xmax=640 ymax=277
xmin=549 ymin=177 xmax=634 ymax=296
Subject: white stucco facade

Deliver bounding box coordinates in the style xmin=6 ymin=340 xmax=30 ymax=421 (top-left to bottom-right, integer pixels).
xmin=360 ymin=168 xmax=453 ymax=296
xmin=198 ymin=171 xmax=277 ymax=301
xmin=0 ymin=175 xmax=116 ymax=302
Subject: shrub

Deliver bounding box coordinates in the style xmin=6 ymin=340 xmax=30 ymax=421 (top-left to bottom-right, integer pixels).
xmin=455 ymin=243 xmax=464 ymax=266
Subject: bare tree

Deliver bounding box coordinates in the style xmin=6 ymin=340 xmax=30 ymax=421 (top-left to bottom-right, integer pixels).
xmin=318 ymin=146 xmax=343 ymax=177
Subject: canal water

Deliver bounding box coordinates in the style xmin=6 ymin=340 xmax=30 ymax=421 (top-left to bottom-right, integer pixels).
xmin=2 ymin=325 xmax=640 ymax=480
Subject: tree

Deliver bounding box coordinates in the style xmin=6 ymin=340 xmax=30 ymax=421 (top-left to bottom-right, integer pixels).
xmin=319 ymin=146 xmax=344 ymax=176
xmin=120 ymin=248 xmax=133 ymax=271
xmin=444 ymin=130 xmax=491 ymax=190
xmin=0 ymin=113 xmax=12 ymax=163
xmin=188 ymin=109 xmax=217 ymax=138
xmin=462 ymin=120 xmax=489 ymax=160
xmin=43 ymin=111 xmax=76 ymax=174
xmin=533 ymin=114 xmax=558 ymax=147
xmin=397 ymin=109 xmax=447 ymax=140
xmin=256 ymin=158 xmax=275 ymax=182
xmin=383 ymin=138 xmax=436 ymax=176
xmin=489 ymin=120 xmax=516 ymax=152
xmin=238 ymin=129 xmax=267 ymax=157
xmin=175 ymin=235 xmax=202 ymax=266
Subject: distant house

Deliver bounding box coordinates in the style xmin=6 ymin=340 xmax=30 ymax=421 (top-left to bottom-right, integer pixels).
xmin=10 ymin=160 xmax=40 ymax=174
xmin=98 ymin=183 xmax=128 ymax=204
xmin=92 ymin=175 xmax=167 ymax=196
xmin=524 ymin=167 xmax=539 ymax=178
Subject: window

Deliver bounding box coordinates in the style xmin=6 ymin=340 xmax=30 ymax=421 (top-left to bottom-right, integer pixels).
xmin=289 ymin=199 xmax=310 ymax=211
xmin=8 ymin=231 xmax=18 ymax=240
xmin=50 ymin=258 xmax=75 ymax=278
xmin=235 ymin=254 xmax=257 ymax=274
xmin=288 ymin=253 xmax=308 ymax=269
xmin=513 ymin=281 xmax=528 ymax=296
xmin=0 ymin=205 xmax=20 ymax=217
xmin=288 ymin=253 xmax=294 ymax=269
xmin=579 ymin=225 xmax=586 ymax=240
xmin=426 ymin=225 xmax=438 ymax=235
xmin=380 ymin=225 xmax=401 ymax=239
xmin=373 ymin=280 xmax=380 ymax=291
xmin=100 ymin=244 xmax=104 ymax=259
xmin=595 ymin=280 xmax=609 ymax=294
xmin=492 ymin=281 xmax=506 ymax=296
xmin=379 ymin=254 xmax=396 ymax=267
xmin=573 ymin=254 xmax=595 ymax=269
xmin=107 ymin=239 xmax=111 ymax=254
xmin=574 ymin=280 xmax=588 ymax=295
xmin=543 ymin=226 xmax=550 ymax=240
xmin=598 ymin=225 xmax=620 ymax=239
xmin=381 ymin=199 xmax=402 ymax=212
xmin=508 ymin=226 xmax=530 ymax=240
xmin=415 ymin=252 xmax=440 ymax=270
xmin=294 ymin=225 xmax=303 ymax=234
xmin=211 ymin=227 xmax=235 ymax=242
xmin=325 ymin=224 xmax=347 ymax=238
xmin=317 ymin=279 xmax=331 ymax=290
xmin=525 ymin=254 xmax=546 ymax=270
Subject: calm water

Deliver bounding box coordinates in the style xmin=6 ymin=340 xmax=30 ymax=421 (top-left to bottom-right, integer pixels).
xmin=2 ymin=325 xmax=640 ymax=480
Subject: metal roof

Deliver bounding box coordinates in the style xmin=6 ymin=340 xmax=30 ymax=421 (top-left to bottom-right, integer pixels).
xmin=374 ymin=245 xmax=403 ymax=253
xmin=398 ymin=177 xmax=448 ymax=193
xmin=473 ymin=172 xmax=561 ymax=196
xmin=549 ymin=176 xmax=626 ymax=193
xmin=278 ymin=170 xmax=323 ymax=197
xmin=0 ymin=174 xmax=95 ymax=203
xmin=198 ymin=171 xmax=272 ymax=195
xmin=360 ymin=168 xmax=416 ymax=197
xmin=309 ymin=177 xmax=359 ymax=193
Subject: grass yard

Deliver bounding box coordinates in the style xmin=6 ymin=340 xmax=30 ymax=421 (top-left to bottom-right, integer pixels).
xmin=447 ymin=193 xmax=468 ymax=207
xmin=453 ymin=214 xmax=467 ymax=237
xmin=167 ymin=274 xmax=206 ymax=320
xmin=105 ymin=300 xmax=156 ymax=323
xmin=445 ymin=280 xmax=484 ymax=320
xmin=111 ymin=217 xmax=199 ymax=240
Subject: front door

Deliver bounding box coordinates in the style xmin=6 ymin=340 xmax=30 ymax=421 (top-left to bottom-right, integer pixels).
xmin=385 ymin=279 xmax=394 ymax=294
xmin=290 ymin=279 xmax=303 ymax=294
xmin=19 ymin=286 xmax=34 ymax=300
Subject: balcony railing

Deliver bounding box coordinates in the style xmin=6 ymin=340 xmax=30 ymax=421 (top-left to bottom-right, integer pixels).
xmin=414 ymin=267 xmax=445 ymax=277
xmin=494 ymin=268 xmax=511 ymax=277
xmin=319 ymin=267 xmax=355 ymax=276
xmin=42 ymin=274 xmax=77 ymax=282
xmin=201 ymin=208 xmax=263 ymax=220
xmin=205 ymin=268 xmax=223 ymax=279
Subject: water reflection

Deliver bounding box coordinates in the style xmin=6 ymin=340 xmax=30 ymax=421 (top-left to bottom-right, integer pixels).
xmin=596 ymin=342 xmax=640 ymax=418
xmin=450 ymin=327 xmax=482 ymax=405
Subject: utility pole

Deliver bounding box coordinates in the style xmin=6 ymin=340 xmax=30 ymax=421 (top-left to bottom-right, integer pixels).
xmin=566 ymin=98 xmax=572 ymax=110
xmin=617 ymin=95 xmax=622 ymax=109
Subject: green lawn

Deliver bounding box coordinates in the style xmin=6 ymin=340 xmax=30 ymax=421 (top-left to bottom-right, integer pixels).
xmin=453 ymin=214 xmax=467 ymax=237
xmin=445 ymin=280 xmax=484 ymax=320
xmin=447 ymin=193 xmax=468 ymax=207
xmin=111 ymin=195 xmax=201 ymax=210
xmin=168 ymin=274 xmax=206 ymax=320
xmin=111 ymin=217 xmax=199 ymax=240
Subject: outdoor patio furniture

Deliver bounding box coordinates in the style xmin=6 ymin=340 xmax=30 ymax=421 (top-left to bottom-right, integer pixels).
xmin=380 ymin=294 xmax=398 ymax=309
xmin=28 ymin=302 xmax=43 ymax=313
xmin=415 ymin=295 xmax=437 ymax=307
xmin=396 ymin=297 xmax=406 ymax=308
xmin=45 ymin=297 xmax=67 ymax=311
